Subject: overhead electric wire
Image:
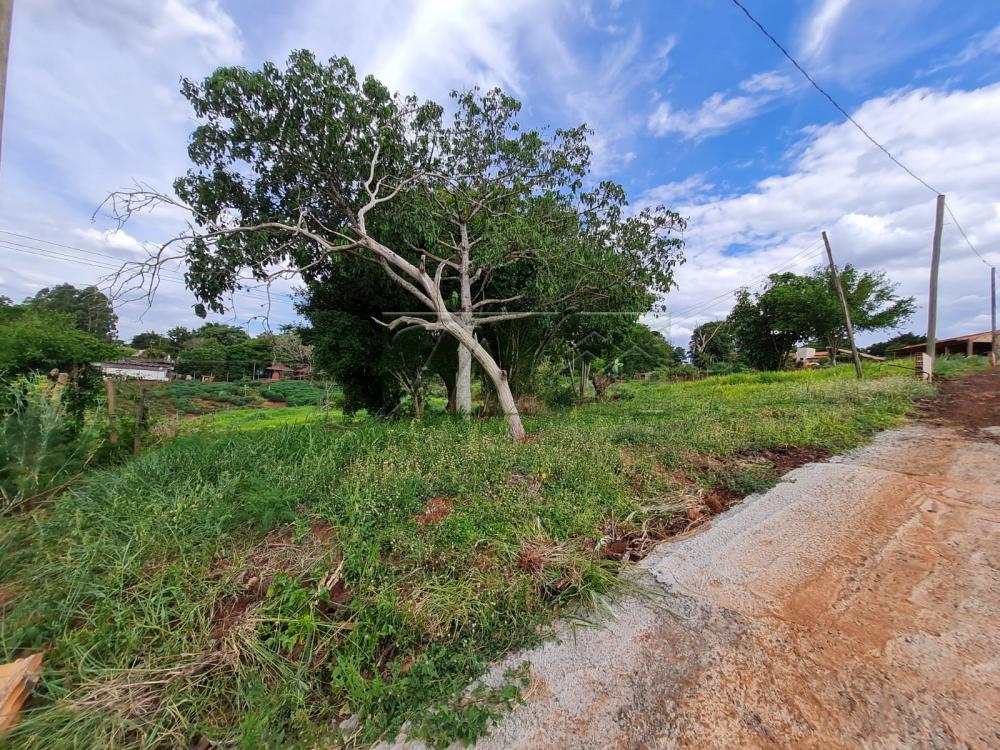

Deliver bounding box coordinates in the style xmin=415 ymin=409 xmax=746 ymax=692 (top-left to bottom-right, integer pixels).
xmin=0 ymin=234 xmax=302 ymax=307
xmin=729 ymin=0 xmax=995 ymax=271
xmin=728 ymin=0 xmax=939 ymax=195
xmin=668 ymin=239 xmax=823 ymax=321
xmin=944 ymin=204 xmax=994 ymax=268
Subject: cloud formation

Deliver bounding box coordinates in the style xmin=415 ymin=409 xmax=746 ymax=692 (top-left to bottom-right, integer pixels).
xmin=648 ymin=84 xmax=1000 ymax=347
xmin=648 ymin=71 xmax=794 ymax=140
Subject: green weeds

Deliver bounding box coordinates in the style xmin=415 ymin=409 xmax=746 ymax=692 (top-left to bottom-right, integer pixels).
xmin=0 ymin=364 xmax=953 ymax=747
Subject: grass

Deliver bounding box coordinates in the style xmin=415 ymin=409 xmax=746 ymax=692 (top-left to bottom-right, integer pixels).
xmin=122 ymin=379 xmax=340 ymax=419
xmin=0 ymin=363 xmax=963 ymax=748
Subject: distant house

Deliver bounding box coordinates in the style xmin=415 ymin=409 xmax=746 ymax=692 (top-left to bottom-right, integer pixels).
xmin=892 ymin=331 xmax=996 ymax=358
xmin=264 ymin=362 xmax=314 ymax=381
xmin=263 ymin=362 xmax=294 ymax=380
xmin=791 ymin=347 xmax=885 ymax=367
xmin=100 ymin=359 xmax=174 ymax=382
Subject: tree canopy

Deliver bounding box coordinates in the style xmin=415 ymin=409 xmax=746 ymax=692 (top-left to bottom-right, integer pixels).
xmin=728 ymin=266 xmax=915 ymax=370
xmin=107 ymin=50 xmax=686 ymax=439
xmin=22 ymin=284 xmax=118 ymax=341
xmin=688 ymin=320 xmax=735 ymax=370
xmin=0 ymin=305 xmax=122 ymax=377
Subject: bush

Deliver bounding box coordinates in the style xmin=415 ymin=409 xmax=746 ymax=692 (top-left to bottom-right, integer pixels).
xmin=0 ymin=377 xmax=110 ymax=514
xmin=535 ymin=362 xmax=577 ymax=409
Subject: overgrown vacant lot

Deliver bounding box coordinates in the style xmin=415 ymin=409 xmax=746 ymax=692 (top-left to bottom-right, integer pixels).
xmin=1 ymin=367 xmax=940 ymax=748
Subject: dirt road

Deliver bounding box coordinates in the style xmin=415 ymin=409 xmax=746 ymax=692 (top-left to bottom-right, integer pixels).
xmin=468 ymin=371 xmax=1000 ymax=749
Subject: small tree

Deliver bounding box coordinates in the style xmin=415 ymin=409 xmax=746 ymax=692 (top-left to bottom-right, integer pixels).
xmin=689 ymin=320 xmax=735 ymax=370
xmin=105 ymin=52 xmax=684 ymax=441
xmin=809 ymin=265 xmax=915 ymax=363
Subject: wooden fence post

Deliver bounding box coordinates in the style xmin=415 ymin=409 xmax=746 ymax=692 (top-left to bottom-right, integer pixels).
xmin=132 ymin=383 xmax=146 ymax=456
xmin=104 ymin=378 xmax=118 ymax=445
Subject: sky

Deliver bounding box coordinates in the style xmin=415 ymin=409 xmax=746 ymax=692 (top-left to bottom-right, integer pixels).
xmin=2 ymin=0 xmax=1000 ymax=348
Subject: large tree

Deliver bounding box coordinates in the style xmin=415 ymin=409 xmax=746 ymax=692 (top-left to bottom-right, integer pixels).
xmin=106 ymin=51 xmax=684 ymax=440
xmin=0 ymin=306 xmax=121 ymax=377
xmin=729 ymin=267 xmax=915 ymax=371
xmin=22 ymin=284 xmax=118 ymax=341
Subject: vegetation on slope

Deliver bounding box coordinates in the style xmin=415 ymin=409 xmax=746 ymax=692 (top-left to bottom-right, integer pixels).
xmin=0 ymin=366 xmax=948 ymax=747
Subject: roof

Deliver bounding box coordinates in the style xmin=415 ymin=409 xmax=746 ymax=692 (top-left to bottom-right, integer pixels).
xmin=266 ymin=362 xmax=294 ymax=371
xmin=101 ymin=359 xmax=174 ymax=371
xmin=893 ymin=331 xmax=994 ymax=354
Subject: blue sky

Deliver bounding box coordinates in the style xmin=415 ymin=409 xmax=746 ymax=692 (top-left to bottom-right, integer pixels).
xmin=2 ymin=0 xmax=1000 ymax=348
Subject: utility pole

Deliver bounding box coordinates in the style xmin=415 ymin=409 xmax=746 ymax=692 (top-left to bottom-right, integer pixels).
xmin=926 ymin=194 xmax=946 ymax=364
xmin=0 ymin=0 xmax=11 ymax=164
xmin=992 ymin=265 xmax=997 ymax=367
xmin=822 ymin=231 xmax=863 ymax=379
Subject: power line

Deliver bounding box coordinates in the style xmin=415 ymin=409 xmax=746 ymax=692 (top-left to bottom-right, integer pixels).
xmin=728 ymin=0 xmax=939 ymax=195
xmin=729 ymin=0 xmax=995 ymax=271
xmin=0 ymin=236 xmax=301 ymax=307
xmin=943 ymin=202 xmax=994 ymax=269
xmin=0 ymin=229 xmax=302 ymax=304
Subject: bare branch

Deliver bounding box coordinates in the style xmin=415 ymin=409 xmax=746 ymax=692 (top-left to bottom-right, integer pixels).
xmin=472 ymin=294 xmax=524 ymax=310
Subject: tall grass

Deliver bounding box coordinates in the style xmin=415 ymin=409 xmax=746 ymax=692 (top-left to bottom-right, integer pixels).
xmin=0 ymin=377 xmax=113 ymax=514
xmin=0 ymin=365 xmax=944 ymax=747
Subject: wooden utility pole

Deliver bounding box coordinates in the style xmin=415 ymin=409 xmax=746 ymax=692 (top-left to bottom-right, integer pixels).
xmin=821 ymin=231 xmax=863 ymax=379
xmin=926 ymin=195 xmax=946 ymax=364
xmin=992 ymin=265 xmax=997 ymax=367
xmin=104 ymin=378 xmax=118 ymax=445
xmin=0 ymin=0 xmax=12 ymax=165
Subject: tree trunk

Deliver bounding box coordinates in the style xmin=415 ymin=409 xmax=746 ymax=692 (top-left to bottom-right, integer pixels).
xmin=456 ymin=341 xmax=472 ymax=415
xmin=443 ymin=373 xmax=457 ymax=415
xmin=445 ymin=319 xmax=525 ymax=441
xmin=455 ymin=223 xmax=474 ymax=416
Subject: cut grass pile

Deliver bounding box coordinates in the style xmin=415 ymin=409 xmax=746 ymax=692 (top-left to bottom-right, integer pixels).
xmin=0 ymin=364 xmax=946 ymax=747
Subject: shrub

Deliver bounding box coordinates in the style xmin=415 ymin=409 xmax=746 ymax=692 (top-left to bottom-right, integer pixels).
xmin=535 ymin=362 xmax=577 ymax=409
xmin=0 ymin=377 xmax=109 ymax=514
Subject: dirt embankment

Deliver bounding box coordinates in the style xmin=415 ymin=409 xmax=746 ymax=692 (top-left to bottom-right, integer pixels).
xmin=459 ymin=370 xmax=1000 ymax=750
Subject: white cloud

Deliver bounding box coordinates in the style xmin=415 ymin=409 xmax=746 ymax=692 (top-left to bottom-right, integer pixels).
xmin=648 ymin=70 xmax=793 ymax=140
xmin=648 ymin=93 xmax=761 ymax=140
xmin=739 ymin=71 xmax=796 ymax=94
xmin=801 ymin=0 xmax=854 ymax=61
xmin=642 ymin=84 xmax=1000 ymax=347
xmin=73 ymin=228 xmax=147 ymax=257
xmin=0 ymin=1 xmax=280 ymax=338
xmin=927 ymin=23 xmax=1000 ymax=73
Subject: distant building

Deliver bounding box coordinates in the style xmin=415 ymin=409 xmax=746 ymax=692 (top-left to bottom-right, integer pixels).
xmin=263 ymin=362 xmax=314 ymax=381
xmin=99 ymin=359 xmax=174 ymax=381
xmin=892 ymin=331 xmax=996 ymax=358
xmin=263 ymin=362 xmax=294 ymax=380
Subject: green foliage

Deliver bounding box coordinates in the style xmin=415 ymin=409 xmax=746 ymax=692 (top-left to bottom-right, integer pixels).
xmin=689 ymin=320 xmax=735 ymax=370
xmin=257 ymin=380 xmax=334 ymax=407
xmin=535 ymin=361 xmax=577 ymax=409
xmin=129 ymin=331 xmax=172 ymax=351
xmin=617 ymin=323 xmax=682 ymax=375
xmin=21 ymin=284 xmax=118 ymax=341
xmin=156 ymin=51 xmax=684 ymax=415
xmin=728 ymin=267 xmax=915 ymax=370
xmin=0 ymin=306 xmax=123 ymax=378
xmin=0 ymin=365 xmax=943 ymax=748
xmin=866 ymin=331 xmax=925 ymax=356
xmin=0 ymin=377 xmax=111 ymax=514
